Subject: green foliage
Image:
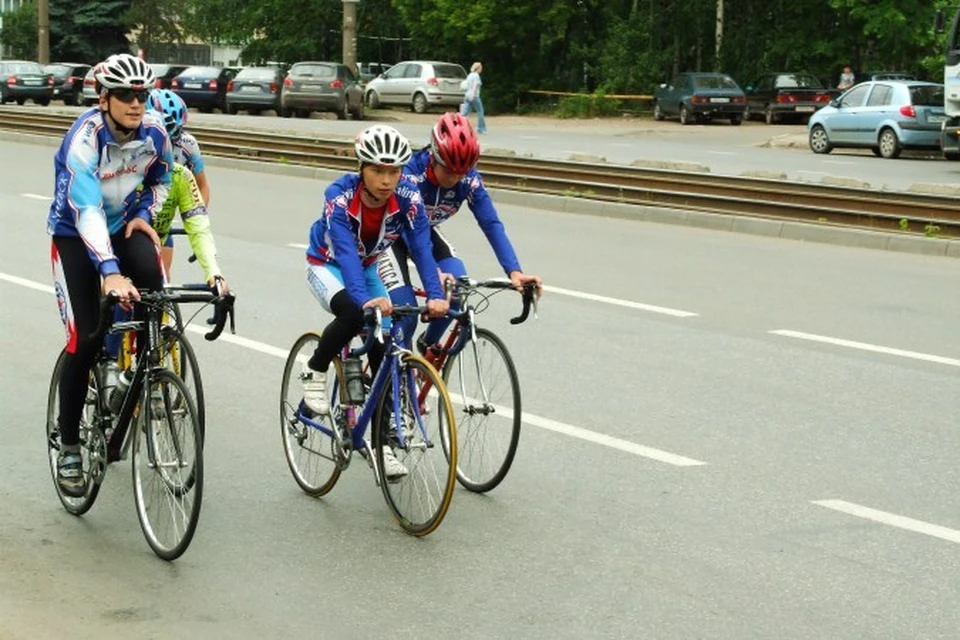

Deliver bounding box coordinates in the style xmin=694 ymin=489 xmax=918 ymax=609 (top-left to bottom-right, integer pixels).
xmin=50 ymin=0 xmax=132 ymax=63
xmin=555 ymin=93 xmax=622 ymax=119
xmin=123 ymin=0 xmax=186 ymax=60
xmin=0 ymin=1 xmax=38 ymax=60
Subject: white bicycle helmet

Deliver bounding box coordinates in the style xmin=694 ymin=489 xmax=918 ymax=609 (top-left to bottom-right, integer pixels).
xmin=94 ymin=53 xmax=155 ymax=92
xmin=354 ymin=125 xmax=412 ymax=166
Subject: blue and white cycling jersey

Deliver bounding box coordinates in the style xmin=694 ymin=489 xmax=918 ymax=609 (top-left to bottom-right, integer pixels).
xmin=175 ymin=131 xmax=205 ymax=175
xmin=404 ymin=149 xmax=521 ymax=275
xmin=307 ymin=173 xmax=443 ymax=307
xmin=47 ymin=108 xmax=173 ymax=277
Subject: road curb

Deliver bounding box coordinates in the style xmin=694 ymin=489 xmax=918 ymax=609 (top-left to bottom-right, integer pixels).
xmin=5 ymin=130 xmax=957 ymax=260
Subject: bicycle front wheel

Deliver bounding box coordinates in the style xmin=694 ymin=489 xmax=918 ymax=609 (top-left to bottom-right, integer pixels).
xmin=132 ymin=369 xmax=203 ymax=561
xmin=280 ymin=332 xmax=345 ymax=497
xmin=161 ymin=311 xmax=205 ymax=441
xmin=46 ymin=350 xmax=105 ymax=515
xmin=374 ymin=354 xmax=457 ymax=536
xmin=441 ymin=327 xmax=522 ymax=493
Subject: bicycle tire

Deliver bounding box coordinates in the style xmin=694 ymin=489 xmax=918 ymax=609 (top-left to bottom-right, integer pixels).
xmin=373 ymin=354 xmax=457 ymax=536
xmin=132 ymin=368 xmax=203 ymax=561
xmin=280 ymin=332 xmax=345 ymax=497
xmin=159 ymin=325 xmax=205 ymax=442
xmin=441 ymin=327 xmax=521 ymax=493
xmin=46 ymin=349 xmax=105 ymax=515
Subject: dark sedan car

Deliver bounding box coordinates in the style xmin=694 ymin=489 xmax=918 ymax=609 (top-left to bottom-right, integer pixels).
xmin=653 ymin=72 xmax=746 ymax=125
xmin=280 ymin=61 xmax=363 ymax=119
xmin=225 ymin=66 xmax=283 ymax=115
xmin=150 ymin=63 xmax=188 ymax=90
xmin=43 ymin=62 xmax=90 ymax=105
xmin=0 ymin=60 xmax=54 ymax=106
xmin=744 ymin=73 xmax=836 ymax=124
xmin=172 ymin=65 xmax=241 ymax=113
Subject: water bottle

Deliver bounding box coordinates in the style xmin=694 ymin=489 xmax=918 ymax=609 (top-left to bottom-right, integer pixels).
xmin=343 ymin=357 xmax=365 ymax=405
xmin=109 ymin=368 xmax=134 ymax=414
xmin=99 ymin=361 xmax=121 ymax=408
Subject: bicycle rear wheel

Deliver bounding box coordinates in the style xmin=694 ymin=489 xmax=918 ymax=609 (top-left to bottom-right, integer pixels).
xmin=132 ymin=369 xmax=203 ymax=561
xmin=46 ymin=350 xmax=106 ymax=515
xmin=373 ymin=354 xmax=457 ymax=536
xmin=441 ymin=327 xmax=521 ymax=493
xmin=280 ymin=332 xmax=346 ymax=496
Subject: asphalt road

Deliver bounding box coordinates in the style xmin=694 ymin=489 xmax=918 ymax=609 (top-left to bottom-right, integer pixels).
xmin=1 ymin=132 xmax=960 ymax=639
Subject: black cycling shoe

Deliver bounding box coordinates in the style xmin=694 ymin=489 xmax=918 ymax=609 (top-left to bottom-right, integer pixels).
xmin=57 ymin=451 xmax=85 ymax=498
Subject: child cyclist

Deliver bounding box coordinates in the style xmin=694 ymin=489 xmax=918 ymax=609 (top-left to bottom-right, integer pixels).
xmin=302 ymin=125 xmax=449 ymax=479
xmin=377 ymin=112 xmax=541 ymax=352
xmin=145 ymin=89 xmax=210 ymax=276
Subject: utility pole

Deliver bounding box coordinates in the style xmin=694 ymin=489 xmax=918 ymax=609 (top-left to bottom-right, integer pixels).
xmin=37 ymin=0 xmax=50 ymax=63
xmin=342 ymin=0 xmax=359 ymax=74
xmin=715 ymin=0 xmax=723 ymax=71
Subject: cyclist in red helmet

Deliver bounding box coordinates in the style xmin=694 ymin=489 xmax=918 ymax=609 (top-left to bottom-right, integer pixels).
xmin=377 ymin=112 xmax=542 ymax=352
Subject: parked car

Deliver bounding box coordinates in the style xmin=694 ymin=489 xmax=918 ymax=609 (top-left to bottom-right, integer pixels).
xmin=358 ymin=61 xmax=392 ymax=85
xmin=171 ymin=65 xmax=241 ymax=113
xmin=652 ymin=72 xmax=746 ymax=125
xmin=81 ymin=67 xmax=99 ymax=106
xmin=0 ymin=60 xmax=54 ymax=106
xmin=226 ymin=66 xmax=284 ymax=115
xmin=807 ymin=80 xmax=946 ymax=159
xmin=364 ymin=60 xmax=466 ymax=113
xmin=855 ymin=71 xmax=916 ymax=84
xmin=43 ymin=62 xmax=90 ymax=106
xmin=743 ymin=73 xmax=836 ymax=124
xmin=280 ymin=61 xmax=363 ymax=119
xmin=150 ymin=63 xmax=189 ymax=90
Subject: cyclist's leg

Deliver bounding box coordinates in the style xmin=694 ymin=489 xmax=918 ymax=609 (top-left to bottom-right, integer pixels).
xmin=112 ymin=231 xmax=165 ymax=358
xmin=51 ymin=237 xmax=101 ymax=448
xmin=378 ymin=241 xmax=416 ymax=348
xmin=423 ymin=228 xmax=466 ymax=346
xmin=160 ymin=233 xmax=174 ymax=279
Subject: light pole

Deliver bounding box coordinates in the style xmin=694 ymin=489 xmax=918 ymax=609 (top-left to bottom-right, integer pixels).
xmin=37 ymin=0 xmax=50 ymax=63
xmin=343 ymin=0 xmax=359 ymax=74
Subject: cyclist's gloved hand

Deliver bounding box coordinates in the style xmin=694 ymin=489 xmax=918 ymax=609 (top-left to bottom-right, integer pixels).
xmin=103 ymin=273 xmax=139 ymax=312
xmin=208 ymin=275 xmax=229 ymax=296
xmin=509 ymin=270 xmax=543 ymax=297
xmin=425 ymin=298 xmax=449 ymax=318
xmin=363 ymin=296 xmax=394 ymax=317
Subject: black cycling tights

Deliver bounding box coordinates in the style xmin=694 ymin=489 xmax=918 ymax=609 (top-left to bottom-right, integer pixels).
xmin=53 ymin=232 xmax=164 ymax=446
xmin=309 ymin=290 xmax=385 ymax=376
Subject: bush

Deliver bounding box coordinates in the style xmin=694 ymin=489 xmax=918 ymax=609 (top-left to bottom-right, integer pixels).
xmin=555 ymin=92 xmax=622 ymax=119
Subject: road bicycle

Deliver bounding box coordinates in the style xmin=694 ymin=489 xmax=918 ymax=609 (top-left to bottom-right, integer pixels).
xmin=280 ymin=306 xmax=458 ymax=536
xmin=46 ymin=286 xmax=235 ymax=560
xmin=415 ymin=278 xmax=537 ymax=493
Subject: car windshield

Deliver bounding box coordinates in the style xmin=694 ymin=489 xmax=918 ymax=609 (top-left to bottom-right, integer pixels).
xmin=43 ymin=64 xmax=70 ymax=77
xmin=433 ymin=64 xmax=466 ymax=79
xmin=775 ymin=74 xmax=824 ymax=89
xmin=910 ymin=85 xmax=945 ymax=107
xmin=291 ymin=64 xmax=335 ymax=78
xmin=694 ymin=75 xmax=738 ymax=89
xmin=180 ymin=67 xmax=219 ymax=78
xmin=236 ymin=68 xmax=276 ymax=80
xmin=5 ymin=62 xmax=43 ymax=74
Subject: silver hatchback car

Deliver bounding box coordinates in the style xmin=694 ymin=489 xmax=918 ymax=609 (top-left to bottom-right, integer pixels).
xmin=364 ymin=60 xmax=466 ymax=113
xmin=808 ymin=80 xmax=946 ymax=159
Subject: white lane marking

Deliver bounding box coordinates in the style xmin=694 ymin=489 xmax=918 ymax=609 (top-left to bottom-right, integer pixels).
xmin=518 ymin=135 xmax=540 ymax=140
xmin=0 ymin=272 xmax=54 ymax=293
xmin=823 ymin=160 xmax=856 ymax=165
xmin=448 ymin=392 xmax=705 ymax=466
xmin=812 ymin=500 xmax=960 ymax=545
xmin=286 ymin=243 xmax=699 ymax=317
xmin=21 ymin=193 xmax=53 ymax=201
xmin=609 ymin=143 xmax=633 ymax=147
xmin=707 ymin=151 xmax=737 ymax=155
xmin=3 ymin=270 xmax=703 ymax=467
xmin=771 ymin=330 xmax=960 ymax=367
xmin=545 ymin=285 xmax=698 ymax=317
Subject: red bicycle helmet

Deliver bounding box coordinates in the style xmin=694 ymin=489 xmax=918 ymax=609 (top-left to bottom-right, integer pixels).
xmin=430 ymin=112 xmax=480 ymax=174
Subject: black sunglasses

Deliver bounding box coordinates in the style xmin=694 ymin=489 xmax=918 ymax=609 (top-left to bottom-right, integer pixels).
xmin=110 ymin=88 xmax=150 ymax=104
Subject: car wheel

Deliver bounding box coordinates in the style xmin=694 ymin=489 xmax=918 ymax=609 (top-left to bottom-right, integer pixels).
xmin=16 ymin=98 xmax=25 ymax=105
xmin=227 ymin=104 xmax=238 ymax=115
xmin=38 ymin=98 xmax=50 ymax=106
xmin=280 ymin=106 xmax=292 ymax=118
xmin=878 ymin=128 xmax=901 ymax=159
xmin=944 ymin=150 xmax=960 ymax=161
xmin=808 ymin=124 xmax=833 ymax=154
xmin=297 ymin=109 xmax=310 ymax=119
xmin=679 ymin=104 xmax=692 ymax=125
xmin=764 ymin=106 xmax=778 ymax=125
xmin=337 ymin=100 xmax=348 ymax=120
xmin=352 ymin=100 xmax=364 ymax=121
xmin=730 ymin=115 xmax=743 ymax=126
xmin=64 ymin=93 xmax=77 ymax=106
xmin=199 ymin=106 xmax=212 ymax=114
xmin=366 ymin=90 xmax=380 ymax=109
xmin=411 ymin=92 xmax=428 ymax=114
xmin=653 ymin=102 xmax=664 ymax=121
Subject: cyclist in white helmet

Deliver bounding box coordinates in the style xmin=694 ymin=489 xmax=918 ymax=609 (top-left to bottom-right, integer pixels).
xmin=301 ymin=125 xmax=449 ymax=480
xmin=47 ymin=52 xmax=173 ymax=498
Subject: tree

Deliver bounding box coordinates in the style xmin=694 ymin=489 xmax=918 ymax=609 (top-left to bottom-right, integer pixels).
xmin=0 ymin=1 xmax=38 ymax=60
xmin=123 ymin=0 xmax=187 ymax=60
xmin=50 ymin=0 xmax=133 ymax=63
